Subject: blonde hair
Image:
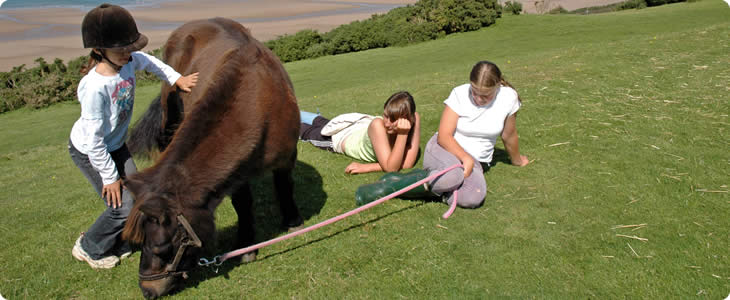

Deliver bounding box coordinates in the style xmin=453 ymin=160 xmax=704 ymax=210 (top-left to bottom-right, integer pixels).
xmin=470 ymin=61 xmax=521 ymax=102
xmin=383 ymin=91 xmax=416 ymax=124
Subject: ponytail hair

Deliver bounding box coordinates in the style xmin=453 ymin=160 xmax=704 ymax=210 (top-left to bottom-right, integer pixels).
xmin=470 ymin=61 xmax=522 ymax=103
xmin=80 ymin=50 xmax=103 ymax=75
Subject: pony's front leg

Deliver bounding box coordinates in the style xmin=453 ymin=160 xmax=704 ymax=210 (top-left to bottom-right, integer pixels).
xmin=231 ymin=182 xmax=257 ymax=263
xmin=273 ymin=167 xmax=303 ymax=230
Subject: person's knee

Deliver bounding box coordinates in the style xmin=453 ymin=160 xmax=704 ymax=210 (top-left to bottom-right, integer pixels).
xmin=429 ymin=169 xmax=464 ymax=194
xmin=456 ymin=187 xmax=486 ymax=209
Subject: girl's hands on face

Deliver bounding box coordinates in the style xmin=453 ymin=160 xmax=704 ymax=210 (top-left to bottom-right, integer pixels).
xmin=390 ymin=118 xmax=412 ymax=135
xmin=176 ymin=72 xmax=199 ymax=93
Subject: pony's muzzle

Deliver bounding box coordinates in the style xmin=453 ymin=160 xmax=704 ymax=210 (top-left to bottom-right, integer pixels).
xmin=140 ymin=276 xmax=176 ymax=299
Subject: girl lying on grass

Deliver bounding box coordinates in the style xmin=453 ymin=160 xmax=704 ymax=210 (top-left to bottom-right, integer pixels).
xmin=299 ymin=91 xmax=421 ymax=175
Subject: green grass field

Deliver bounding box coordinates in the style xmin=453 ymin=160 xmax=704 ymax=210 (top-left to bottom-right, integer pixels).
xmin=1 ymin=1 xmax=728 ymax=298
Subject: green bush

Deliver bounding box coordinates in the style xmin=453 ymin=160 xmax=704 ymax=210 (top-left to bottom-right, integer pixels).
xmin=0 ymin=58 xmax=82 ymax=113
xmin=267 ymin=0 xmax=501 ymax=63
xmin=0 ymin=49 xmax=165 ymax=113
xmin=265 ymin=30 xmax=325 ymax=62
xmin=617 ymin=0 xmax=648 ymax=10
xmin=645 ymin=0 xmax=685 ymax=6
xmin=548 ymin=6 xmax=569 ymax=14
xmin=504 ymin=1 xmax=523 ymax=14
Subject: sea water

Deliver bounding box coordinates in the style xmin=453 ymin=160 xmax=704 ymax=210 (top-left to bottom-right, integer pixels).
xmin=0 ymin=0 xmax=181 ymax=10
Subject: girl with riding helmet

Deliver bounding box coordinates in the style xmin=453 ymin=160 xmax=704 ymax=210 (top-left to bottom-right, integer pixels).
xmin=69 ymin=3 xmax=198 ymax=269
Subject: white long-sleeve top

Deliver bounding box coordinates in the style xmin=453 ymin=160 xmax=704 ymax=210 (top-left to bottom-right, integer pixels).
xmin=69 ymin=51 xmax=181 ymax=185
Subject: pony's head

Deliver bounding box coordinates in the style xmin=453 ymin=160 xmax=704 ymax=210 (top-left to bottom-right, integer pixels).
xmin=122 ymin=175 xmax=214 ymax=299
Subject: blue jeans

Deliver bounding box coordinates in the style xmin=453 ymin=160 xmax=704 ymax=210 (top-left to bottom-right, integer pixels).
xmin=300 ymin=110 xmax=320 ymax=125
xmin=68 ymin=141 xmax=136 ymax=259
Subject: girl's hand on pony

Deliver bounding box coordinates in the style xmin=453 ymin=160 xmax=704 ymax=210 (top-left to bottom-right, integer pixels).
xmin=102 ymin=179 xmax=123 ymax=208
xmin=176 ymin=72 xmax=199 ymax=92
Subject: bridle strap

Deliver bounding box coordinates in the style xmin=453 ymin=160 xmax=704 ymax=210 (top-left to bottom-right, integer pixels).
xmin=138 ymin=214 xmax=202 ymax=281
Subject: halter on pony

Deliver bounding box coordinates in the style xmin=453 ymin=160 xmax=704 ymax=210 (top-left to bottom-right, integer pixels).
xmin=138 ymin=215 xmax=202 ymax=281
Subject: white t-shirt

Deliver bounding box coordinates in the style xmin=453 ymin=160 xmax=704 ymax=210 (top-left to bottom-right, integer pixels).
xmin=444 ymin=83 xmax=521 ymax=163
xmin=69 ymin=51 xmax=181 ymax=184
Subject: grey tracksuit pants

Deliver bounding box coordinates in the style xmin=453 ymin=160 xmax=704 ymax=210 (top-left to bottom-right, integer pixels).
xmin=423 ymin=134 xmax=487 ymax=208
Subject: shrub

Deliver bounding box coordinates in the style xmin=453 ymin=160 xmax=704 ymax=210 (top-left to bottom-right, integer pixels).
xmin=504 ymin=1 xmax=523 ymax=14
xmin=548 ymin=5 xmax=569 ymax=14
xmin=0 ymin=49 xmax=166 ymax=113
xmin=266 ymin=0 xmax=501 ymax=63
xmin=617 ymin=0 xmax=648 ymax=10
xmin=265 ymin=30 xmax=324 ymax=62
xmin=645 ymin=0 xmax=685 ymax=6
xmin=0 ymin=58 xmax=82 ymax=113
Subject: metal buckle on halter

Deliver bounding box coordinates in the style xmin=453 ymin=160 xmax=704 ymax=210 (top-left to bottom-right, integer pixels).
xmin=138 ymin=214 xmax=203 ymax=281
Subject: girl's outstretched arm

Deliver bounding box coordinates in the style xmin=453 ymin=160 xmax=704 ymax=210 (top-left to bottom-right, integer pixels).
xmin=501 ymin=113 xmax=529 ymax=166
xmin=175 ymin=72 xmax=199 ymax=92
xmin=345 ymin=162 xmax=382 ymax=174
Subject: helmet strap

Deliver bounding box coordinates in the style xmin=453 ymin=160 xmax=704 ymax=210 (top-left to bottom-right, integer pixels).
xmin=98 ymin=49 xmax=123 ymax=72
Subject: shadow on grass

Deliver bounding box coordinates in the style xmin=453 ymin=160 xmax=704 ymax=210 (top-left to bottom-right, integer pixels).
xmin=488 ymin=148 xmax=511 ymax=170
xmin=180 ymin=161 xmax=427 ymax=291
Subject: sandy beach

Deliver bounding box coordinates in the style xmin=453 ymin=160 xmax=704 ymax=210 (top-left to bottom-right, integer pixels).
xmin=0 ymin=0 xmax=623 ymax=72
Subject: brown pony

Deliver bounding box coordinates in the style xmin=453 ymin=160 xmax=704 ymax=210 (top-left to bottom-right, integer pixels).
xmin=122 ymin=18 xmax=303 ymax=298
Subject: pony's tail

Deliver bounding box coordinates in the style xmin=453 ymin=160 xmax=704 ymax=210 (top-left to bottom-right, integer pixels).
xmin=127 ymin=95 xmax=165 ymax=157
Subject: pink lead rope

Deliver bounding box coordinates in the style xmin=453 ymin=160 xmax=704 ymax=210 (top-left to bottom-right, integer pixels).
xmin=199 ymin=164 xmax=463 ymax=267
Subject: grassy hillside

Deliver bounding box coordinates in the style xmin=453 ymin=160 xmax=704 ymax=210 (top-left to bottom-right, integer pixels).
xmin=0 ymin=1 xmax=727 ymax=298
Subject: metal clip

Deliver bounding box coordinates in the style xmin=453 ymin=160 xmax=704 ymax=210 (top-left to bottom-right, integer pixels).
xmin=198 ymin=255 xmax=222 ymax=267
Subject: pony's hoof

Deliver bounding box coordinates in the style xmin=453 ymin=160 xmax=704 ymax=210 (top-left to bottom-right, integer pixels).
xmin=287 ymin=224 xmax=305 ymax=233
xmin=241 ymin=252 xmax=257 ymax=263
xmin=283 ymin=216 xmax=303 ymax=229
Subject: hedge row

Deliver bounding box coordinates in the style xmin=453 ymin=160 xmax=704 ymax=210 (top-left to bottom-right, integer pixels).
xmin=0 ymin=49 xmax=162 ymax=113
xmin=265 ymin=0 xmax=503 ymax=63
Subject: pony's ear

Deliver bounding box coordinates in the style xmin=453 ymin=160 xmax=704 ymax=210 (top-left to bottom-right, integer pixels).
xmin=122 ymin=203 xmax=145 ymax=245
xmin=122 ymin=196 xmax=169 ymax=245
xmin=122 ymin=175 xmax=169 ymax=244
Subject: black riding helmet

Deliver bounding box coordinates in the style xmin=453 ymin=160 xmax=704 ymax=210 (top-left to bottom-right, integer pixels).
xmin=82 ymin=3 xmax=148 ymax=52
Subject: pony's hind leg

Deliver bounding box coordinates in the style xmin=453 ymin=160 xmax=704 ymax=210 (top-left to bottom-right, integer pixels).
xmin=273 ymin=167 xmax=303 ymax=231
xmin=231 ymin=182 xmax=257 ymax=263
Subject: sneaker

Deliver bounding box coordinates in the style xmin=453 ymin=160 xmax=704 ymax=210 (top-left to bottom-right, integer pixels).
xmin=117 ymin=251 xmax=132 ymax=260
xmin=72 ymin=234 xmax=119 ymax=269
xmin=113 ymin=242 xmax=133 ymax=260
